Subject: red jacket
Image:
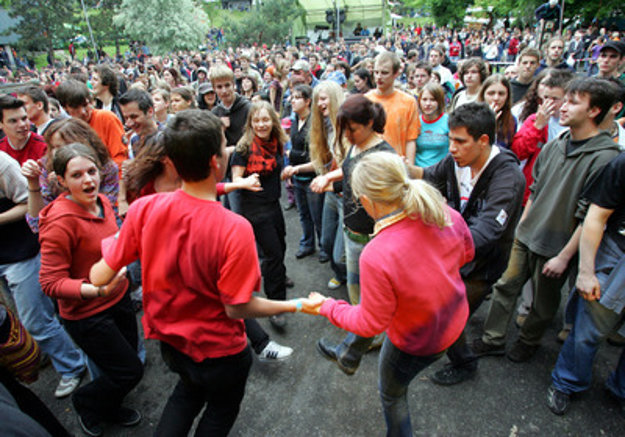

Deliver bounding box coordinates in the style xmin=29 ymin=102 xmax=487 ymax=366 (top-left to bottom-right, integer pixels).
xmin=511 ymin=114 xmax=547 ymax=205
xmin=39 ymin=193 xmax=127 ymax=320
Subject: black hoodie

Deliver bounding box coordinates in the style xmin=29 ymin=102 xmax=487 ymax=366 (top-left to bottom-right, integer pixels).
xmin=424 ymin=148 xmax=526 ymax=283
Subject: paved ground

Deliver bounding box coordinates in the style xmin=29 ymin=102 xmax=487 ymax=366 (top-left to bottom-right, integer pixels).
xmin=24 ymin=200 xmax=625 ymax=436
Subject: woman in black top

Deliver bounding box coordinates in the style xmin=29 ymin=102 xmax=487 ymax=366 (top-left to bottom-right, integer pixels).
xmin=282 ymin=85 xmax=326 ymax=260
xmin=313 ymin=94 xmax=395 ymax=375
xmin=232 ymin=101 xmax=290 ymax=329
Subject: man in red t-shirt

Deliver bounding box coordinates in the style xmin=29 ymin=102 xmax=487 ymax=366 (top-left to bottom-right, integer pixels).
xmin=90 ymin=110 xmax=314 ymax=436
xmin=0 ymin=95 xmax=47 ymax=165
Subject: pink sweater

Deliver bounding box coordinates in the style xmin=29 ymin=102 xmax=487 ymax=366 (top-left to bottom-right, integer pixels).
xmin=320 ymin=208 xmax=474 ymax=356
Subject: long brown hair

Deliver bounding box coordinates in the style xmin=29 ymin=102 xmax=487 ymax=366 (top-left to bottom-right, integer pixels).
xmin=124 ymin=134 xmax=165 ymax=199
xmin=309 ymin=81 xmax=346 ymax=173
xmin=478 ymin=74 xmax=515 ymax=148
xmin=44 ymin=118 xmax=111 ymax=172
xmin=236 ymin=101 xmax=288 ymax=156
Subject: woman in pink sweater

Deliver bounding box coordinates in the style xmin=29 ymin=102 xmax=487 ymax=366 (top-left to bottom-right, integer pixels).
xmin=310 ymin=152 xmax=474 ymax=436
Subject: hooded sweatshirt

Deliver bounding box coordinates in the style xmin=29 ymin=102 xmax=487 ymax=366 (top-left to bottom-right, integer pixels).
xmin=39 ymin=193 xmax=127 ymax=321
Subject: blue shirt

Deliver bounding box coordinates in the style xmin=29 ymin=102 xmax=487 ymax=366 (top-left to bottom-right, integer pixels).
xmin=415 ymin=113 xmax=449 ymax=167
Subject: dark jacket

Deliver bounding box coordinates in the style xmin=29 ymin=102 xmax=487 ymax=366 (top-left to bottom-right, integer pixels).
xmin=424 ymin=148 xmax=526 ymax=283
xmin=289 ymin=114 xmax=314 ymax=179
xmin=212 ymin=94 xmax=251 ymax=147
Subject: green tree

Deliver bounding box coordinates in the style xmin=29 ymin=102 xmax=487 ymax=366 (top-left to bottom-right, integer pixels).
xmin=225 ymin=0 xmax=305 ymax=47
xmin=1 ymin=0 xmax=77 ymax=63
xmin=82 ymin=0 xmax=124 ymax=55
xmin=403 ymin=0 xmax=472 ymax=27
xmin=113 ymin=0 xmax=209 ymax=54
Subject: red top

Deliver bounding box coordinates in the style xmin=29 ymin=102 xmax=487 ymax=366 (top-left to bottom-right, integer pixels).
xmin=39 ymin=193 xmax=127 ymax=321
xmin=0 ymin=132 xmax=47 ymax=165
xmin=511 ymin=114 xmax=547 ymax=205
xmin=320 ymin=208 xmax=474 ymax=356
xmin=102 ymin=189 xmax=261 ymax=362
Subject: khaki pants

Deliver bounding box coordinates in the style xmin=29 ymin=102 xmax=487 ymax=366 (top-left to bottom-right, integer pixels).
xmin=482 ymin=239 xmax=570 ymax=346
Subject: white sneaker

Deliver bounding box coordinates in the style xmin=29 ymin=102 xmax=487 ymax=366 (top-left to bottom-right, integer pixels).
xmin=327 ymin=277 xmax=344 ymax=290
xmin=54 ymin=373 xmax=84 ymax=398
xmin=258 ymin=340 xmax=293 ymax=362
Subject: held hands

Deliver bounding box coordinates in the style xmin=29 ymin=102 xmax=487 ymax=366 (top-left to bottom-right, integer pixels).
xmin=90 ymin=267 xmax=127 ymax=299
xmin=281 ymin=165 xmax=297 ymax=180
xmin=240 ymin=173 xmax=263 ymax=192
xmin=292 ymin=292 xmax=328 ymax=315
xmin=21 ymin=159 xmax=43 ymax=184
xmin=310 ymin=174 xmax=329 ymax=193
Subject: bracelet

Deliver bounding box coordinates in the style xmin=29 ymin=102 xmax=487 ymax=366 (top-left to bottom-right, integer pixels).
xmin=97 ymin=286 xmax=103 ymax=297
xmin=28 ymin=188 xmax=41 ymax=192
xmin=294 ymin=299 xmax=303 ymax=313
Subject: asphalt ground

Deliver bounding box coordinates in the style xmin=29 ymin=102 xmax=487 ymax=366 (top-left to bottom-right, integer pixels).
xmin=21 ymin=198 xmax=625 ymax=436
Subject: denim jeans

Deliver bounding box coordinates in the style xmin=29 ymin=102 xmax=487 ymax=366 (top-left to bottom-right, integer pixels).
xmin=63 ymin=293 xmax=143 ymax=424
xmin=320 ymin=192 xmax=346 ymax=282
xmin=293 ymin=178 xmax=325 ymax=253
xmin=0 ymin=254 xmax=85 ymax=378
xmin=551 ymin=237 xmax=625 ymax=399
xmin=378 ymin=338 xmax=443 ymax=437
xmin=155 ymin=341 xmax=252 ymax=437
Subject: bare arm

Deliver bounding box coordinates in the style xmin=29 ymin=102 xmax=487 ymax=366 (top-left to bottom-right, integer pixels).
xmin=405 ymin=140 xmax=416 ymax=166
xmin=576 ymin=204 xmax=613 ymax=300
xmin=0 ymin=203 xmax=27 ymax=226
xmin=542 ymin=224 xmax=582 ymax=278
xmin=21 ymin=159 xmax=45 ymax=218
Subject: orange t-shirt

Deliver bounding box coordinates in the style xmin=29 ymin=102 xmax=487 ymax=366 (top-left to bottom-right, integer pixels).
xmin=365 ymin=89 xmax=420 ymax=157
xmin=89 ymin=108 xmax=127 ymax=169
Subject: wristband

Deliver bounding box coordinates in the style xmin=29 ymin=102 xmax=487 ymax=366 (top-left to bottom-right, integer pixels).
xmin=97 ymin=286 xmax=103 ymax=297
xmin=294 ymin=299 xmax=303 ymax=312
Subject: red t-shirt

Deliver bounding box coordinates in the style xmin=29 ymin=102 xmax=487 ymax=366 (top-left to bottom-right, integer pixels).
xmin=0 ymin=132 xmax=47 ymax=165
xmin=102 ymin=189 xmax=261 ymax=362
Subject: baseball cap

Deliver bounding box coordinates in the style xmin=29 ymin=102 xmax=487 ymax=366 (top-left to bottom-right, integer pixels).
xmin=600 ymin=41 xmax=625 ymax=56
xmin=291 ymin=60 xmax=311 ymax=73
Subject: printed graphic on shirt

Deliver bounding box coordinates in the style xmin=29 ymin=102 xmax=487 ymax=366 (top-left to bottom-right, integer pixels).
xmin=496 ymin=209 xmax=508 ymax=227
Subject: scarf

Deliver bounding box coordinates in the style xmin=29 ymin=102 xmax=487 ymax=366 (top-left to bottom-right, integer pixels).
xmin=246 ymin=135 xmax=279 ymax=176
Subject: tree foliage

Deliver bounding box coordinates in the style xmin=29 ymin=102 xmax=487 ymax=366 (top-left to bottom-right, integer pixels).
xmin=1 ymin=0 xmax=76 ymax=56
xmin=225 ymin=0 xmax=305 ymax=47
xmin=113 ymin=0 xmax=209 ymax=54
xmin=403 ymin=0 xmax=472 ymax=27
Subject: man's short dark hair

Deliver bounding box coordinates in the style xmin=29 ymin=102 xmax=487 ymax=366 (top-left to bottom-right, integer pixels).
xmin=566 ymin=78 xmax=616 ymax=125
xmin=19 ymin=85 xmax=49 ymax=114
xmin=0 ymin=94 xmax=25 ymax=122
xmin=163 ymin=109 xmax=223 ymax=182
xmin=448 ymin=102 xmax=496 ymax=144
xmin=56 ymin=79 xmax=92 ymax=108
xmin=414 ymin=61 xmax=432 ymax=75
xmin=95 ymin=65 xmax=119 ymax=96
xmin=119 ymin=88 xmax=153 ymax=113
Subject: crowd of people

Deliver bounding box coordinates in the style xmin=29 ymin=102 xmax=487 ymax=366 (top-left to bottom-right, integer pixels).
xmin=1 ymin=16 xmax=625 ymax=437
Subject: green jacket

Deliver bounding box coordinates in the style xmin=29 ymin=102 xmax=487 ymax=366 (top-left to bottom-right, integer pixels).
xmin=516 ymin=130 xmax=621 ymax=258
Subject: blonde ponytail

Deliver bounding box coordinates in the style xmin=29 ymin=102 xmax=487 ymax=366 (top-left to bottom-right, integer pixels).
xmin=351 ymin=152 xmax=449 ymax=229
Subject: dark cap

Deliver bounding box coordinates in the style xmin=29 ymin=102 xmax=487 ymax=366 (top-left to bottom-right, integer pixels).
xmin=198 ymin=82 xmax=214 ymax=95
xmin=600 ymin=40 xmax=625 ymax=56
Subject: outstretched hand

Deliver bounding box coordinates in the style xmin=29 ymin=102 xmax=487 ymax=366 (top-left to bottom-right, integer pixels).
xmin=294 ymin=292 xmax=328 ymax=315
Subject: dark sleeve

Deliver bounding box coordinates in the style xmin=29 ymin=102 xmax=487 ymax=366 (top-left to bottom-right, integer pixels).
xmin=231 ymin=150 xmax=248 ymax=168
xmin=580 ymin=153 xmax=625 ymax=211
xmin=467 ymin=164 xmax=525 ymax=258
xmin=422 ymin=155 xmax=451 ymax=195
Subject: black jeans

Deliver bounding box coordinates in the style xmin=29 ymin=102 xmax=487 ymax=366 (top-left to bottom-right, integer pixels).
xmin=245 ymin=319 xmax=269 ymax=354
xmin=155 ymin=341 xmax=253 ymax=437
xmin=63 ymin=293 xmax=143 ymax=423
xmin=242 ymin=202 xmax=287 ymax=301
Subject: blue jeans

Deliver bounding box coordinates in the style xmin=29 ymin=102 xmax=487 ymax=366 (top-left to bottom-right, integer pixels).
xmin=0 ymin=254 xmax=85 ymax=378
xmin=320 ymin=193 xmax=346 ymax=282
xmin=551 ymin=237 xmax=625 ymax=399
xmin=293 ymin=178 xmax=325 ymax=253
xmin=379 ymin=338 xmax=443 ymax=437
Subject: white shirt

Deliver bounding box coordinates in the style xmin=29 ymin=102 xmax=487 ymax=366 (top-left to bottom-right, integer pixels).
xmin=455 ymin=146 xmax=501 ymax=212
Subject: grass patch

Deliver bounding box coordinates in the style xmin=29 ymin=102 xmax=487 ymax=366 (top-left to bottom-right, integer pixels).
xmin=33 ymin=44 xmax=130 ymax=69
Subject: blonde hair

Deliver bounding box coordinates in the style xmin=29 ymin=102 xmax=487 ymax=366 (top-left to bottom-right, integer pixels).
xmin=236 ymin=101 xmax=288 ymax=156
xmin=351 ymin=152 xmax=449 ymax=229
xmin=310 ymin=81 xmax=346 ymax=173
xmin=209 ymin=65 xmax=234 ymax=83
